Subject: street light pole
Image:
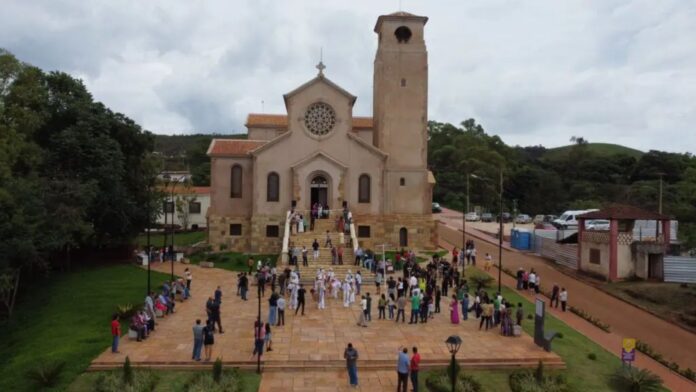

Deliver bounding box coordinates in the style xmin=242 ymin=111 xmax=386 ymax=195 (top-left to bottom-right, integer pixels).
xmin=146 ymin=183 xmax=152 ymax=295
xmin=498 ymin=168 xmax=503 ymax=293
xmin=462 ymin=173 xmax=469 ymax=257
xmin=170 ymin=183 xmax=176 ymax=281
xmin=257 ymin=282 xmax=262 ymax=374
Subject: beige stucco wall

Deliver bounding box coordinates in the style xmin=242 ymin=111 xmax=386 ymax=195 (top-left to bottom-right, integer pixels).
xmin=210 ymin=157 xmax=253 ymax=217
xmin=373 ymin=17 xmax=430 ymax=216
xmin=248 ymin=127 xmax=285 ymax=141
xmin=617 ymin=243 xmax=634 ymax=279
xmin=251 ymin=79 xmax=385 ymax=216
xmin=356 ymin=129 xmax=373 ymax=143
xmin=580 ymin=241 xmax=610 ymax=278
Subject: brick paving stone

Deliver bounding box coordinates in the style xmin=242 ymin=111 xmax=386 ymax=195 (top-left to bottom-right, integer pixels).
xmin=91 ymin=261 xmax=561 ymax=391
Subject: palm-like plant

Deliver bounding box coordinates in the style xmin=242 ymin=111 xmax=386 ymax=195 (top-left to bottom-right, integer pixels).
xmin=612 ymin=367 xmax=663 ymax=392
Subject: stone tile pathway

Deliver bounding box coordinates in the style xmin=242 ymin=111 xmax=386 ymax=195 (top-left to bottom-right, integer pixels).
xmin=92 ymin=261 xmax=561 ymax=391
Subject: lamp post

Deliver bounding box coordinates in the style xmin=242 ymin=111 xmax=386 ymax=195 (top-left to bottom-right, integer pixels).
xmin=257 ymin=279 xmax=262 ymax=374
xmin=498 ymin=168 xmax=503 ymax=293
xmin=162 ymin=175 xmax=170 ymax=255
xmin=146 ymin=181 xmax=152 ymax=295
xmin=170 ymin=181 xmax=177 ymax=281
xmin=462 ymin=173 xmax=470 ymax=257
xmin=445 ymin=335 xmax=462 ymax=392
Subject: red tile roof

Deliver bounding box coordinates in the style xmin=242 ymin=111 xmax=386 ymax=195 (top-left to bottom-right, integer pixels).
xmin=578 ymin=204 xmax=670 ymax=220
xmin=246 ymin=113 xmax=373 ymax=131
xmin=208 ymin=139 xmax=266 ymax=156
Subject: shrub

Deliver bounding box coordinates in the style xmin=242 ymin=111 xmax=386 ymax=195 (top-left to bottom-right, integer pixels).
xmin=425 ymin=370 xmax=482 ymax=392
xmin=116 ymin=304 xmax=137 ymax=320
xmin=527 ymin=314 xmax=533 ymax=320
xmin=636 ymin=340 xmax=696 ymax=381
xmin=587 ymin=353 xmax=597 ymax=361
xmin=213 ymin=358 xmax=223 ymax=383
xmin=555 ymin=332 xmax=564 ymax=339
xmin=568 ymin=306 xmax=611 ymax=332
xmin=186 ymin=370 xmax=240 ymax=392
xmin=469 ymin=274 xmax=493 ymax=289
xmin=123 ymin=356 xmax=133 ymax=385
xmin=94 ymin=369 xmax=159 ymax=392
xmin=24 ymin=361 xmax=65 ymax=388
xmin=509 ymin=369 xmax=569 ymax=392
xmin=611 ymin=367 xmax=663 ymax=392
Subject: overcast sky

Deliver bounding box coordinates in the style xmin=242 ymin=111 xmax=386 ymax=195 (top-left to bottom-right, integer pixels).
xmin=2 ymin=0 xmax=695 ymax=152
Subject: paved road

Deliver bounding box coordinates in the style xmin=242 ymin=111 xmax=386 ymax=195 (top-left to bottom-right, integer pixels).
xmin=438 ymin=208 xmax=696 ymax=372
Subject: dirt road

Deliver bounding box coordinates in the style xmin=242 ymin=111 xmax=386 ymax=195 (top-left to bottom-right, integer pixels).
xmin=437 ymin=208 xmax=696 ymax=371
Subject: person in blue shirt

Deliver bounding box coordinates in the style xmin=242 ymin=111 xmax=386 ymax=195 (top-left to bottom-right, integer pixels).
xmin=397 ymin=347 xmax=410 ymax=392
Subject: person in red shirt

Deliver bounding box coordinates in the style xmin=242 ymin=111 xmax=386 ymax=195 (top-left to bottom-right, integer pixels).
xmin=111 ymin=314 xmax=120 ymax=353
xmin=410 ymin=346 xmax=421 ymax=391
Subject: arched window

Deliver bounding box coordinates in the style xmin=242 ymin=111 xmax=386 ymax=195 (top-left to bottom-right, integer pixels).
xmin=358 ymin=174 xmax=371 ymax=203
xmin=399 ymin=227 xmax=408 ymax=247
xmin=230 ymin=165 xmax=242 ymax=198
xmin=267 ymin=172 xmax=279 ymax=202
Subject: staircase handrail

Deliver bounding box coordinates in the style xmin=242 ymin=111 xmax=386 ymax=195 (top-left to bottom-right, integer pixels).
xmin=349 ymin=213 xmax=359 ymax=254
xmin=281 ymin=210 xmax=292 ymax=264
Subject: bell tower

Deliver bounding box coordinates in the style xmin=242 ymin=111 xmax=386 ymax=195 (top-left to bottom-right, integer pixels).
xmin=373 ymin=12 xmax=429 ymax=214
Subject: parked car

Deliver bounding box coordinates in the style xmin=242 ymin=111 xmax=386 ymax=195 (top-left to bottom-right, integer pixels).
xmin=533 ymin=214 xmax=545 ymax=225
xmin=481 ymin=212 xmax=494 ymax=222
xmin=497 ymin=212 xmax=512 ymax=223
xmin=552 ymin=209 xmax=599 ymax=229
xmin=586 ymin=219 xmax=610 ymax=230
xmin=432 ymin=202 xmax=442 ymax=213
xmin=544 ymin=215 xmax=558 ymax=223
xmin=465 ymin=212 xmax=480 ymax=221
xmin=515 ymin=214 xmax=532 ymax=224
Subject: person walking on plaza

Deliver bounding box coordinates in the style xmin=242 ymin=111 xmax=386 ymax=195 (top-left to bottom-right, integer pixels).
xmin=397 ymin=347 xmax=410 ymax=392
xmin=410 ymin=347 xmax=421 ymax=392
xmin=302 ymin=246 xmax=308 ymax=267
xmin=268 ymin=291 xmax=278 ymax=325
xmin=560 ymin=288 xmax=568 ymax=311
xmin=409 ymin=291 xmax=421 ymax=324
xmin=357 ymin=295 xmax=368 ymax=327
xmin=378 ymin=294 xmax=387 ymax=319
xmin=396 ymin=294 xmax=407 ymax=323
xmin=295 ymin=284 xmax=306 ymax=316
xmin=344 ymin=343 xmax=359 ymax=388
xmin=450 ymin=294 xmax=460 ymax=324
xmin=252 ymin=319 xmax=265 ymax=360
xmin=277 ymin=295 xmax=286 ymax=326
xmin=192 ymin=319 xmax=204 ymax=361
xmin=264 ymin=322 xmax=273 ymax=352
xmin=365 ymin=292 xmax=372 ymax=321
xmin=516 ymin=302 xmax=524 ymax=325
xmin=184 ymin=268 xmax=192 ymax=291
xmin=203 ymin=320 xmax=215 ymax=361
xmin=111 ymin=314 xmax=120 ymax=354
xmin=312 ymin=239 xmax=320 ymax=261
xmin=550 ymin=284 xmax=560 ymax=308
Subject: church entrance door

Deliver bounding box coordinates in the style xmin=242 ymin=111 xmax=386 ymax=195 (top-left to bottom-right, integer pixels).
xmin=310 ymin=175 xmax=328 ymax=206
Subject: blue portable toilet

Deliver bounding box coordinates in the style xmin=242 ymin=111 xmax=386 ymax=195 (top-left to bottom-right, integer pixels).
xmin=511 ymin=228 xmax=532 ymax=251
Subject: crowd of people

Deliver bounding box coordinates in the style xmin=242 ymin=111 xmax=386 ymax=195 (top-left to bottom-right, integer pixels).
xmin=111 ymin=268 xmax=194 ymax=354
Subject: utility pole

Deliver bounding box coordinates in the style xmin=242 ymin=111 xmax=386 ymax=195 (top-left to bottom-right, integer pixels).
xmin=512 ymin=199 xmax=517 ymax=229
xmin=463 ymin=173 xmax=469 ymax=253
xmin=498 ymin=168 xmax=504 ymax=293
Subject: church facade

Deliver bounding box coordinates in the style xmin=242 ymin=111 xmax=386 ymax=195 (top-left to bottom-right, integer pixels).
xmin=207 ymin=12 xmax=437 ymax=253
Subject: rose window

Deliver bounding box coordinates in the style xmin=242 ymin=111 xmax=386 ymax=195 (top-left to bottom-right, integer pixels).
xmin=304 ymin=102 xmax=336 ymax=136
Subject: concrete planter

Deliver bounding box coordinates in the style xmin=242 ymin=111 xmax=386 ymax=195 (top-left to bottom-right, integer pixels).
xmin=200 ymin=261 xmax=215 ymax=268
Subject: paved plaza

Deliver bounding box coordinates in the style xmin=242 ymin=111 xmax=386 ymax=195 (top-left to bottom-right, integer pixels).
xmin=92 ymin=262 xmax=560 ymax=390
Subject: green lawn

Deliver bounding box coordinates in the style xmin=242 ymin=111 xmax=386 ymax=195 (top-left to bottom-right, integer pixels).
xmin=603 ymin=280 xmax=696 ymax=334
xmin=135 ymin=230 xmax=207 ymax=248
xmin=67 ymin=369 xmax=261 ymax=392
xmin=0 ymin=264 xmax=171 ymax=392
xmin=452 ymin=268 xmax=633 ymax=391
xmin=189 ymin=251 xmax=279 ymax=272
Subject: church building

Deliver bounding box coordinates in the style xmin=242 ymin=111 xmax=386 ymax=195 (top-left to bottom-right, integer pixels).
xmin=207 ymin=12 xmax=437 ymax=253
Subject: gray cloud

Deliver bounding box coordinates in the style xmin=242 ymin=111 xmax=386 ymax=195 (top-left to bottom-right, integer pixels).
xmin=1 ymin=0 xmax=694 ymax=152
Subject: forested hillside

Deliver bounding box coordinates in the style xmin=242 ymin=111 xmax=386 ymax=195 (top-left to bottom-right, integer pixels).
xmin=428 ymin=119 xmax=696 ymax=248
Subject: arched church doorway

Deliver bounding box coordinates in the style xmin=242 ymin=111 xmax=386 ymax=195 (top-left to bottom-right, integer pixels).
xmin=310 ymin=175 xmax=329 ymax=207
xmin=399 ymin=227 xmax=408 ymax=247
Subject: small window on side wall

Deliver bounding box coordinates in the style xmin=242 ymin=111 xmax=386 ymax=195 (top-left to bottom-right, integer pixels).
xmin=266 ymin=225 xmax=279 ymax=238
xmin=357 ymin=225 xmax=371 ymax=238
xmin=229 ymin=224 xmax=242 ymax=236
xmin=589 ymin=248 xmax=601 ymax=264
xmin=400 ymin=177 xmax=406 ymax=186
xmin=267 ymin=172 xmax=279 ymax=202
xmin=358 ymin=174 xmax=371 ymax=203
xmin=230 ymin=165 xmax=243 ymax=198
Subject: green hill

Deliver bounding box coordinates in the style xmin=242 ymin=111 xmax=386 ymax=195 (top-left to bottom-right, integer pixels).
xmin=543 ymin=143 xmax=644 ymax=161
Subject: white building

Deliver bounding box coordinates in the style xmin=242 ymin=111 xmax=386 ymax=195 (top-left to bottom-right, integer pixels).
xmin=157 ymin=186 xmax=210 ymax=230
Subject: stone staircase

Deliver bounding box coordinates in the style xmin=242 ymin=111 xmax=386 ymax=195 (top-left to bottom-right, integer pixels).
xmin=288 ymin=218 xmax=375 ymax=283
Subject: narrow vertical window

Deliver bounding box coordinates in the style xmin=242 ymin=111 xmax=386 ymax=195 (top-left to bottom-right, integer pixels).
xmin=230 ymin=165 xmax=242 ymax=198
xmin=358 ymin=174 xmax=371 ymax=203
xmin=267 ymin=172 xmax=279 ymax=202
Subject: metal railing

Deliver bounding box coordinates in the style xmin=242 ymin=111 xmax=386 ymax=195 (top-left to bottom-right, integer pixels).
xmin=281 ymin=210 xmax=291 ymax=264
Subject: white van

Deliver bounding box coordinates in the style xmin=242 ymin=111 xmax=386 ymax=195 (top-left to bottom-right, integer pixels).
xmin=553 ymin=209 xmax=599 ymax=229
